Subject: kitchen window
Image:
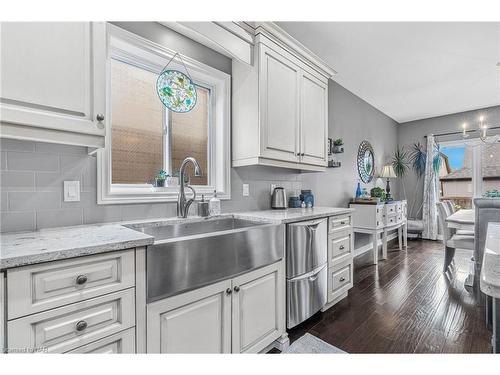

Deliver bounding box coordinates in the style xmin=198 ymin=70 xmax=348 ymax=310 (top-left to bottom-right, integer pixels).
xmin=97 ymin=25 xmax=230 ymax=204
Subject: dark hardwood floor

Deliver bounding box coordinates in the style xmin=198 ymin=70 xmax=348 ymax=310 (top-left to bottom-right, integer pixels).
xmin=286 ymin=239 xmax=493 ymax=353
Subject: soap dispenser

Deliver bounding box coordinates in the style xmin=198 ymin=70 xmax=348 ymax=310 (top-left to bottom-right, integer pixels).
xmin=209 ymin=190 xmax=221 ymax=216
xmin=197 ymin=195 xmax=210 ymax=217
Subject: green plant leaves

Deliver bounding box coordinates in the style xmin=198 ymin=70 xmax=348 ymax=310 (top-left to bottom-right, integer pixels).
xmin=392 ymin=146 xmax=410 ymax=178
xmin=410 ymin=142 xmax=426 ymax=177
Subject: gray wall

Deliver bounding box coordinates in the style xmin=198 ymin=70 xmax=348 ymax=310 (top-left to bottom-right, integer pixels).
xmin=302 ymin=80 xmax=399 ymax=206
xmin=397 ymin=105 xmax=500 ymax=218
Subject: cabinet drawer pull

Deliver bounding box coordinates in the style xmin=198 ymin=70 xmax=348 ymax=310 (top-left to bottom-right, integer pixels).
xmin=340 ymin=221 xmax=346 ymax=225
xmin=226 ymin=288 xmax=232 ymax=295
xmin=96 ymin=114 xmax=105 ymax=122
xmin=76 ymin=274 xmax=88 ymax=285
xmin=339 ymin=277 xmax=346 ymax=282
xmin=233 ymin=286 xmax=240 ymax=293
xmin=339 ymin=245 xmax=345 ymax=250
xmin=75 ymin=320 xmax=88 ymax=332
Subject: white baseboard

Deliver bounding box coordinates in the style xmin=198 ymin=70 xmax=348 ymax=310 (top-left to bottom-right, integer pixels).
xmin=354 ymin=232 xmax=399 ymax=258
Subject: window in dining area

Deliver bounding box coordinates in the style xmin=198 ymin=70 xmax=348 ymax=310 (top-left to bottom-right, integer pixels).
xmin=439 ymin=140 xmax=500 ymax=208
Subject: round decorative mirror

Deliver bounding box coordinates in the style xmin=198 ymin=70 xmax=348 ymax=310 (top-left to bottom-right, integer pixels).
xmin=357 ymin=141 xmax=375 ymax=183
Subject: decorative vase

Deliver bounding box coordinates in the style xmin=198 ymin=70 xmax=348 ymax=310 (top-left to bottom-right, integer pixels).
xmin=355 ymin=182 xmax=362 ymax=198
xmin=155 ymin=179 xmax=165 ymax=187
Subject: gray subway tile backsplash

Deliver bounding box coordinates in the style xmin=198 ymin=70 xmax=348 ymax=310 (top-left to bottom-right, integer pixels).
xmin=7 ymin=151 xmax=59 ymax=172
xmin=1 ymin=171 xmax=35 ymax=191
xmin=0 ymin=140 xmax=303 ymax=232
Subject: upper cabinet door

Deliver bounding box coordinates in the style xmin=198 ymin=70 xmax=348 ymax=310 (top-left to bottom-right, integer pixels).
xmin=0 ymin=22 xmax=106 ymax=138
xmin=299 ymin=71 xmax=328 ymax=166
xmin=259 ymin=44 xmax=300 ymax=163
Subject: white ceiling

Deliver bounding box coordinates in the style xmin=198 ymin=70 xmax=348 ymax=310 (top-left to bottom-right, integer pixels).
xmin=277 ymin=22 xmax=500 ymax=123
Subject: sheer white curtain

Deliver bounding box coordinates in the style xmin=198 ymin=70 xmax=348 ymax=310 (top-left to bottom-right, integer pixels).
xmin=422 ymin=134 xmax=439 ymax=240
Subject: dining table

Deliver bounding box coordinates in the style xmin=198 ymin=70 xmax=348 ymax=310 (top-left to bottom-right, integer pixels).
xmin=446 ymin=208 xmax=475 ymax=231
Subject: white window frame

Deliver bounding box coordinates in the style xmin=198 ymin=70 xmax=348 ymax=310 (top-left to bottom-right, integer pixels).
xmin=97 ymin=24 xmax=231 ymax=204
xmin=438 ymin=138 xmax=484 ymax=204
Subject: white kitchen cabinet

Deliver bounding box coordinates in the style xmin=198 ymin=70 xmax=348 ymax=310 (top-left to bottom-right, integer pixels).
xmin=232 ymin=23 xmax=334 ymax=171
xmin=146 ymin=279 xmax=232 ymax=353
xmin=7 ymin=289 xmax=135 ymax=353
xmin=146 ymin=261 xmax=285 ymax=353
xmin=67 ymin=328 xmax=136 ymax=353
xmin=299 ymin=71 xmax=328 ymax=166
xmin=259 ymin=44 xmax=300 ymax=163
xmin=231 ymin=262 xmax=284 ymax=353
xmin=1 ymin=272 xmax=5 ymax=353
xmin=0 ymin=22 xmax=107 ymax=148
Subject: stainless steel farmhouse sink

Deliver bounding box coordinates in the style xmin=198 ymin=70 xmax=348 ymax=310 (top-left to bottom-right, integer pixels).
xmin=126 ymin=217 xmax=284 ymax=303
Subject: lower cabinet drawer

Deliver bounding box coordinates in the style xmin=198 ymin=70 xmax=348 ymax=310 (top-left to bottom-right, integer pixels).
xmin=327 ymin=262 xmax=353 ymax=302
xmin=7 ymin=288 xmax=135 ymax=353
xmin=328 ymin=232 xmax=352 ymax=265
xmin=7 ymin=250 xmax=135 ymax=319
xmin=67 ymin=328 xmax=136 ymax=353
xmin=328 ymin=215 xmax=351 ymax=233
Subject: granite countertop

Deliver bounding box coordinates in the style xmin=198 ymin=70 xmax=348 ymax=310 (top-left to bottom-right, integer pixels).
xmin=0 ymin=206 xmax=351 ymax=270
xmin=234 ymin=206 xmax=354 ymax=224
xmin=480 ymin=222 xmax=500 ymax=298
xmin=0 ymin=224 xmax=154 ymax=270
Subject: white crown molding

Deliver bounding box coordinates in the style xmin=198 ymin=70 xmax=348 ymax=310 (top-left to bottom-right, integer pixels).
xmin=252 ymin=22 xmax=337 ymax=79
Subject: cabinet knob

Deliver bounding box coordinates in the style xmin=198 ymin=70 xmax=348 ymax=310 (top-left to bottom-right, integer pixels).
xmin=233 ymin=286 xmax=240 ymax=292
xmin=340 ymin=221 xmax=346 ymax=225
xmin=75 ymin=320 xmax=88 ymax=332
xmin=339 ymin=245 xmax=345 ymax=250
xmin=339 ymin=277 xmax=346 ymax=282
xmin=96 ymin=114 xmax=105 ymax=122
xmin=226 ymin=288 xmax=232 ymax=295
xmin=76 ymin=274 xmax=88 ymax=285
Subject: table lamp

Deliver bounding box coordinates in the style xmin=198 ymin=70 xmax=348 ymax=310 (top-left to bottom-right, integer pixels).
xmin=380 ymin=165 xmax=397 ymax=201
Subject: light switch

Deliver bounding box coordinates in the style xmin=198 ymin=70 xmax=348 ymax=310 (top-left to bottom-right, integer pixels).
xmin=64 ymin=181 xmax=80 ymax=202
xmin=242 ymin=183 xmax=250 ymax=197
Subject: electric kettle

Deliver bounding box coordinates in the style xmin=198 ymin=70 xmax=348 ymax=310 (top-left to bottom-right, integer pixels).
xmin=271 ymin=187 xmax=287 ymax=209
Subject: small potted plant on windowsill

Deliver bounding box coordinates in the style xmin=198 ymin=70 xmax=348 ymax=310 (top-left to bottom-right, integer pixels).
xmin=332 ymin=138 xmax=344 ymax=153
xmin=155 ymin=169 xmax=167 ymax=187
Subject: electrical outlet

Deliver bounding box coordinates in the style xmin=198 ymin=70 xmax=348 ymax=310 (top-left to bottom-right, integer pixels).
xmin=63 ymin=181 xmax=80 ymax=202
xmin=242 ymin=184 xmax=250 ymax=197
xmin=270 ymin=184 xmax=276 ymax=195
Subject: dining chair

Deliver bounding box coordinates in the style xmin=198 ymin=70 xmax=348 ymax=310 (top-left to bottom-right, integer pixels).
xmin=436 ymin=202 xmax=474 ymax=272
xmin=474 ymin=198 xmax=500 ymax=329
xmin=445 ymin=200 xmax=456 ymax=214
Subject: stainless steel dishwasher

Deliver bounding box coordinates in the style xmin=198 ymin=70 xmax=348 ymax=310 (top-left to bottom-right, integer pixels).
xmin=286 ymin=218 xmax=328 ymax=328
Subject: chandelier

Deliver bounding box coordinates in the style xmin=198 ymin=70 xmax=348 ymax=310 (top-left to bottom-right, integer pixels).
xmin=461 ymin=115 xmax=499 ymax=144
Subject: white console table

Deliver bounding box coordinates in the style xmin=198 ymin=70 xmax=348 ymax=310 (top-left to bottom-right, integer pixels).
xmin=349 ymin=200 xmax=408 ymax=264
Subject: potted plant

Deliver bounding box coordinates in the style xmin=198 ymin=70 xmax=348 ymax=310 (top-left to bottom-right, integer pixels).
xmin=370 ymin=186 xmax=386 ymax=202
xmin=155 ymin=169 xmax=167 ymax=187
xmin=332 ymin=138 xmax=344 ymax=153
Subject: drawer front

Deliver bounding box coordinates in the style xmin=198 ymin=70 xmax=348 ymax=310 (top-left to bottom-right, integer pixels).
xmin=328 ymin=232 xmax=352 ymax=265
xmin=328 ymin=215 xmax=351 ymax=233
xmin=328 ymin=261 xmax=353 ymax=302
xmin=67 ymin=328 xmax=136 ymax=353
xmin=384 ymin=204 xmax=397 ymax=216
xmin=7 ymin=289 xmax=135 ymax=353
xmin=7 ymin=250 xmax=135 ymax=319
xmin=385 ymin=215 xmax=397 ymax=226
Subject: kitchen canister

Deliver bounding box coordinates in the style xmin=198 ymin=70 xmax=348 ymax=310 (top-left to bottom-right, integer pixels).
xmin=300 ymin=190 xmax=315 ymax=208
xmin=289 ymin=196 xmax=301 ymax=208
